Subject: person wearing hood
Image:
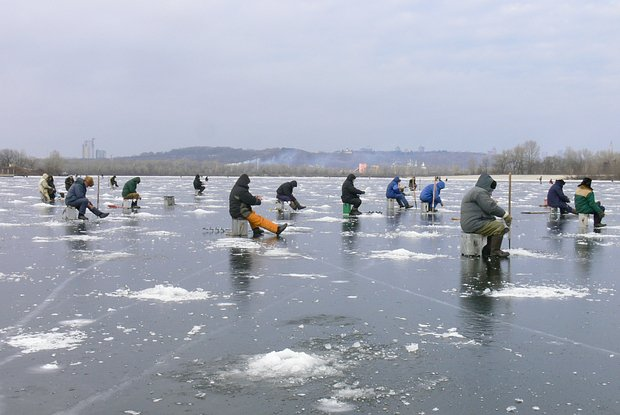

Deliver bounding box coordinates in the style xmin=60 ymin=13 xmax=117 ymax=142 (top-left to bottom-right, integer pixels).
xmin=193 ymin=175 xmax=206 ymax=195
xmin=276 ymin=180 xmax=306 ymax=210
xmin=575 ymin=177 xmax=606 ymax=227
xmin=65 ymin=176 xmax=109 ymax=220
xmin=65 ymin=175 xmax=75 ymax=191
xmin=341 ymin=174 xmax=365 ymax=215
xmin=460 ymin=173 xmax=512 ymax=257
xmin=385 ymin=176 xmax=411 ymax=208
xmin=122 ymin=177 xmax=141 ymax=209
xmin=420 ymin=178 xmax=445 ymax=211
xmin=38 ymin=173 xmax=54 ymax=203
xmin=546 ymin=179 xmax=575 ymax=214
xmin=229 ymin=174 xmax=287 ymax=238
xmin=110 ymin=175 xmax=119 ymax=188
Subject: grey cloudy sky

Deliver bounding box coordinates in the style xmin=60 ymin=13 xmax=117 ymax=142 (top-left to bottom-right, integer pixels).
xmin=2 ymin=0 xmax=619 ymax=158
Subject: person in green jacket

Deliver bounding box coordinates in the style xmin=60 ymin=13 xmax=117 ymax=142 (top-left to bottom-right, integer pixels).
xmin=122 ymin=177 xmax=141 ymax=209
xmin=574 ymin=177 xmax=606 ymax=227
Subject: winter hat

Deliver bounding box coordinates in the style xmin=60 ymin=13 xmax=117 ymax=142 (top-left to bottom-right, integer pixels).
xmin=578 ymin=177 xmax=592 ymax=188
xmin=556 ymin=179 xmax=565 ymax=186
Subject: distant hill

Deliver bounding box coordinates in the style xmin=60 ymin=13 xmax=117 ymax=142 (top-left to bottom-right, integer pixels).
xmin=126 ymin=147 xmax=487 ymax=170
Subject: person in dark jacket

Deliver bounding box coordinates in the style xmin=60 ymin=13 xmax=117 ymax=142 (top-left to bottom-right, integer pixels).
xmin=341 ymin=174 xmax=365 ymax=215
xmin=65 ymin=176 xmax=109 ymax=220
xmin=229 ymin=174 xmax=287 ymax=238
xmin=460 ymin=173 xmax=512 ymax=257
xmin=122 ymin=177 xmax=141 ymax=209
xmin=575 ymin=177 xmax=606 ymax=227
xmin=385 ymin=176 xmax=411 ymax=208
xmin=110 ymin=175 xmax=119 ymax=188
xmin=546 ymin=179 xmax=575 ymax=214
xmin=420 ymin=179 xmax=445 ymax=211
xmin=276 ymin=180 xmax=306 ymax=210
xmin=193 ymin=175 xmax=206 ymax=195
xmin=65 ymin=176 xmax=75 ymax=191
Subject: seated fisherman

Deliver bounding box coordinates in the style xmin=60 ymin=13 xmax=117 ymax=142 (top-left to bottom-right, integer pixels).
xmin=276 ymin=180 xmax=306 ymax=210
xmin=122 ymin=177 xmax=141 ymax=209
xmin=385 ymin=176 xmax=412 ymax=208
xmin=420 ymin=179 xmax=445 ymax=211
xmin=193 ymin=174 xmax=206 ymax=195
xmin=546 ymin=179 xmax=575 ymax=214
xmin=65 ymin=176 xmax=109 ymax=220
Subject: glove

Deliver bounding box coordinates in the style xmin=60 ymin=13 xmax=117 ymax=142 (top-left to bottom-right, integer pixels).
xmin=360 ymin=191 xmax=366 ymax=194
xmin=504 ymin=214 xmax=512 ymax=227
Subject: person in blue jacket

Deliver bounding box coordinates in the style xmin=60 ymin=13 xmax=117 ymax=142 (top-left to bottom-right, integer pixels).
xmin=420 ymin=179 xmax=445 ymax=211
xmin=546 ymin=179 xmax=575 ymax=214
xmin=66 ymin=176 xmax=109 ymax=220
xmin=385 ymin=176 xmax=412 ymax=208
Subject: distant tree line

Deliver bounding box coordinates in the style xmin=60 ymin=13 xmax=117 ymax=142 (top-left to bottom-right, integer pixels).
xmin=2 ymin=142 xmax=619 ymax=179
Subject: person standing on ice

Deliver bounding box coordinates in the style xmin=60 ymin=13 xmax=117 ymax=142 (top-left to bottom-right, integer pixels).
xmin=229 ymin=174 xmax=287 ymax=238
xmin=65 ymin=176 xmax=109 ymax=220
xmin=460 ymin=173 xmax=512 ymax=257
xmin=420 ymin=178 xmax=445 ymax=211
xmin=385 ymin=176 xmax=412 ymax=208
xmin=341 ymin=174 xmax=365 ymax=215
xmin=575 ymin=177 xmax=606 ymax=228
xmin=546 ymin=179 xmax=575 ymax=214
xmin=276 ymin=180 xmax=306 ymax=210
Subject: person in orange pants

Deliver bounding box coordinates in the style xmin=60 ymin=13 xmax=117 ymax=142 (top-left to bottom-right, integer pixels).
xmin=229 ymin=174 xmax=287 ymax=238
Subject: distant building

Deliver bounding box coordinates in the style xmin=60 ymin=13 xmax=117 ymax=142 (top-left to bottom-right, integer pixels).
xmin=82 ymin=138 xmax=95 ymax=159
xmin=95 ymin=149 xmax=107 ymax=159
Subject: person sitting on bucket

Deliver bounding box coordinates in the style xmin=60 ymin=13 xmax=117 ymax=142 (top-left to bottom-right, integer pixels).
xmin=575 ymin=177 xmax=606 ymax=228
xmin=460 ymin=173 xmax=512 ymax=258
xmin=420 ymin=178 xmax=445 ymax=211
xmin=38 ymin=173 xmax=54 ymax=203
xmin=193 ymin=174 xmax=206 ymax=195
xmin=229 ymin=174 xmax=287 ymax=238
xmin=276 ymin=180 xmax=306 ymax=210
xmin=341 ymin=174 xmax=365 ymax=215
xmin=386 ymin=176 xmax=412 ymax=208
xmin=65 ymin=175 xmax=109 ymax=220
xmin=546 ymin=179 xmax=575 ymax=214
xmin=122 ymin=177 xmax=141 ymax=209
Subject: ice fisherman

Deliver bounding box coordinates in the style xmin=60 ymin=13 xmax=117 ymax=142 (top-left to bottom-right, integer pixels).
xmin=341 ymin=174 xmax=365 ymax=215
xmin=575 ymin=177 xmax=606 ymax=228
xmin=110 ymin=175 xmax=119 ymax=188
xmin=420 ymin=179 xmax=445 ymax=211
xmin=460 ymin=173 xmax=512 ymax=257
xmin=65 ymin=176 xmax=75 ymax=191
xmin=546 ymin=179 xmax=575 ymax=214
xmin=193 ymin=175 xmax=206 ymax=195
xmin=385 ymin=176 xmax=412 ymax=208
xmin=38 ymin=173 xmax=54 ymax=203
xmin=65 ymin=176 xmax=109 ymax=220
xmin=276 ymin=180 xmax=306 ymax=210
xmin=229 ymin=174 xmax=287 ymax=238
xmin=122 ymin=177 xmax=141 ymax=209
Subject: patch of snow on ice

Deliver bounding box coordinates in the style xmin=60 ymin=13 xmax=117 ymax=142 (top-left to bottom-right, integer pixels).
xmin=144 ymin=230 xmax=180 ymax=237
xmin=261 ymin=248 xmax=310 ymax=259
xmin=316 ymin=398 xmax=356 ymax=413
xmin=397 ymin=230 xmax=441 ymax=238
xmin=368 ymin=249 xmax=447 ymax=260
xmin=107 ymin=284 xmax=214 ymax=302
xmin=507 ymin=248 xmax=561 ymax=259
xmin=311 ymin=216 xmax=345 ymax=222
xmin=486 ymin=284 xmax=589 ymax=299
xmin=6 ymin=330 xmax=87 ymax=354
xmin=243 ymin=348 xmax=341 ymax=381
xmin=59 ymin=319 xmax=95 ymax=327
xmin=191 ymin=209 xmax=215 ymax=215
xmin=405 ymin=343 xmax=419 ymax=353
xmin=279 ymin=273 xmax=327 ymax=279
xmin=212 ymin=238 xmax=261 ymax=250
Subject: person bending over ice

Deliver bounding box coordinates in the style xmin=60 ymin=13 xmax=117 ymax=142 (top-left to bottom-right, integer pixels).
xmin=460 ymin=173 xmax=512 ymax=258
xmin=229 ymin=174 xmax=287 ymax=238
xmin=122 ymin=177 xmax=141 ymax=209
xmin=276 ymin=180 xmax=306 ymax=210
xmin=66 ymin=176 xmax=109 ymax=220
xmin=546 ymin=179 xmax=575 ymax=214
xmin=386 ymin=176 xmax=412 ymax=208
xmin=420 ymin=179 xmax=445 ymax=212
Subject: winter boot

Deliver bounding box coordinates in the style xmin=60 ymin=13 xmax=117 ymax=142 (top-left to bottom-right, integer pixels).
xmin=252 ymin=228 xmax=264 ymax=238
xmin=91 ymin=207 xmax=109 ymax=219
xmin=131 ymin=200 xmax=140 ymax=209
xmin=78 ymin=213 xmax=89 ymax=220
xmin=276 ymin=223 xmax=288 ymax=236
xmin=489 ymin=234 xmax=509 ymax=257
xmin=349 ymin=207 xmax=361 ymax=215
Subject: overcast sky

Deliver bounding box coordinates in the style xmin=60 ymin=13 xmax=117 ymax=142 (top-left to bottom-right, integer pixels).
xmin=1 ymin=0 xmax=619 ymax=158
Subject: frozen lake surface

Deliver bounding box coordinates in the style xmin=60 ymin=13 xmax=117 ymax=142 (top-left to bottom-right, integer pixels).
xmin=0 ymin=175 xmax=619 ymax=414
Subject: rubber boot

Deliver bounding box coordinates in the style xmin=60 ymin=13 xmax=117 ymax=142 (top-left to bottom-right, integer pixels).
xmin=349 ymin=207 xmax=361 ymax=215
xmin=276 ymin=223 xmax=288 ymax=236
xmin=252 ymin=228 xmax=264 ymax=238
xmin=78 ymin=213 xmax=89 ymax=220
xmin=91 ymin=207 xmax=109 ymax=219
xmin=490 ymin=234 xmax=510 ymax=257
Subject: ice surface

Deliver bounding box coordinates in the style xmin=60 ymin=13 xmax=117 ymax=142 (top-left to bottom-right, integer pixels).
xmin=1 ymin=175 xmax=619 ymax=414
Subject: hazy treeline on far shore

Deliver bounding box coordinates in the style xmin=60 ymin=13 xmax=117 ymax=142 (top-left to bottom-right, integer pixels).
xmin=2 ymin=141 xmax=619 ymax=179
